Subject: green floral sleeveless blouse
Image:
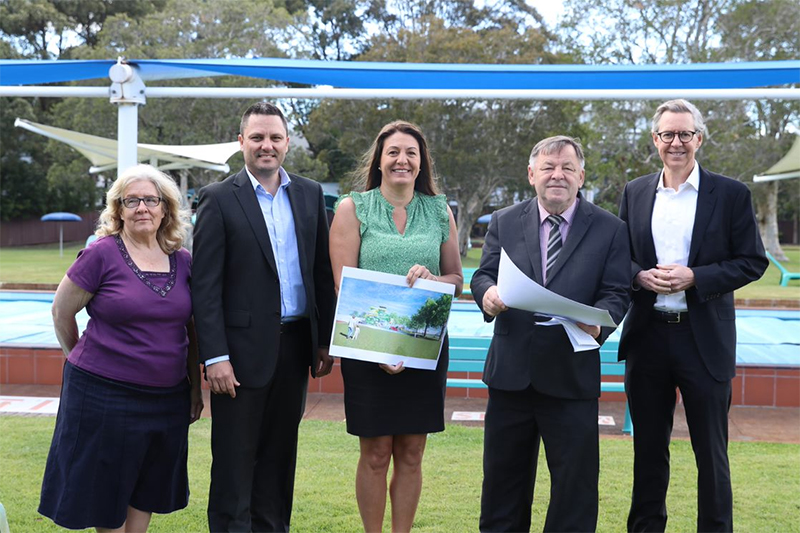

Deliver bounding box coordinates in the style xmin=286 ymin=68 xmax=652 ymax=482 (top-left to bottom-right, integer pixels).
xmin=336 ymin=189 xmax=450 ymax=276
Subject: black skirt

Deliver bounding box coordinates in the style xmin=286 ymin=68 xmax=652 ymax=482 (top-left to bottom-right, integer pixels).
xmin=342 ymin=336 xmax=449 ymax=437
xmin=39 ymin=361 xmax=191 ymax=530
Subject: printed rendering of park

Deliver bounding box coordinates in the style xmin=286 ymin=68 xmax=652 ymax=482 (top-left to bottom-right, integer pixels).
xmin=332 ymin=275 xmax=453 ymax=363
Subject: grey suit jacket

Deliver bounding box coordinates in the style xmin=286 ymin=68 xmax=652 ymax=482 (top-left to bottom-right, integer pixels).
xmin=471 ymin=194 xmax=631 ymax=399
xmin=191 ymin=168 xmax=336 ymax=387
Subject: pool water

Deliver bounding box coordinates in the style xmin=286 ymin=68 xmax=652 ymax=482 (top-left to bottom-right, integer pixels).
xmin=1 ymin=293 xmax=797 ymax=366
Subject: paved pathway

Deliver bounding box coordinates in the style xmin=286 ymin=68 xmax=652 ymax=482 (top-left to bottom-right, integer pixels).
xmin=2 ymin=385 xmax=797 ymax=444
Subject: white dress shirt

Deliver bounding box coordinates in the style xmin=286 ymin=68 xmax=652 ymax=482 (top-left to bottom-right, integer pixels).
xmin=651 ymin=161 xmax=700 ymax=312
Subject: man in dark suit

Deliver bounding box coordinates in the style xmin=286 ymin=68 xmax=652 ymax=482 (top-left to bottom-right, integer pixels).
xmin=618 ymin=99 xmax=767 ymax=532
xmin=472 ymin=136 xmax=631 ymax=532
xmin=192 ymin=102 xmax=336 ymax=532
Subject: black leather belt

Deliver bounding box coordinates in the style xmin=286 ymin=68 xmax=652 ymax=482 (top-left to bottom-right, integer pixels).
xmin=651 ymin=310 xmax=689 ymax=324
xmin=280 ymin=318 xmax=309 ymax=334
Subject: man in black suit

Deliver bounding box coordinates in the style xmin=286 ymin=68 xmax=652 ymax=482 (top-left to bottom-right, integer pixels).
xmin=192 ymin=102 xmax=336 ymax=532
xmin=618 ymin=99 xmax=767 ymax=532
xmin=472 ymin=136 xmax=631 ymax=532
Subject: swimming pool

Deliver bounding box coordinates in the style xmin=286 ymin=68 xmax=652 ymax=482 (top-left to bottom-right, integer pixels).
xmin=1 ymin=292 xmax=797 ymax=366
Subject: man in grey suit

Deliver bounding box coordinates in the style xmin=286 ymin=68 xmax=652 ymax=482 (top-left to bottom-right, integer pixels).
xmin=192 ymin=102 xmax=336 ymax=532
xmin=619 ymin=99 xmax=767 ymax=532
xmin=472 ymin=136 xmax=630 ymax=532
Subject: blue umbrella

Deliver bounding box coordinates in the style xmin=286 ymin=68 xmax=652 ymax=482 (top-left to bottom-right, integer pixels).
xmin=41 ymin=212 xmax=82 ymax=257
xmin=477 ymin=213 xmax=492 ymax=224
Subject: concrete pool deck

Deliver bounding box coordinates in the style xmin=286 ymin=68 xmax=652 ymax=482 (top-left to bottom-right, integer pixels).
xmin=1 ymin=385 xmax=798 ymax=444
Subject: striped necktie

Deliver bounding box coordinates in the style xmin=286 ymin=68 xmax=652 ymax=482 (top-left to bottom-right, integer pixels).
xmin=545 ymin=215 xmax=564 ymax=283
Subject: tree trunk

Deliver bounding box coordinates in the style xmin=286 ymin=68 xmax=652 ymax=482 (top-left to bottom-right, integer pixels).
xmin=455 ymin=190 xmax=491 ymax=257
xmin=755 ymin=180 xmax=786 ymax=261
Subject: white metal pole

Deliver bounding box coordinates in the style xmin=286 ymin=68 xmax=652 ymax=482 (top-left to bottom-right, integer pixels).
xmin=117 ymin=103 xmax=138 ymax=176
xmin=109 ymin=60 xmax=147 ymax=178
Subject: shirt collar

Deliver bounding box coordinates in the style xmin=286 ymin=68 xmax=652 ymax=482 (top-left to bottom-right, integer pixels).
xmin=537 ymin=196 xmax=580 ymax=226
xmin=246 ymin=166 xmax=291 ymax=192
xmin=658 ymin=160 xmax=700 ymax=192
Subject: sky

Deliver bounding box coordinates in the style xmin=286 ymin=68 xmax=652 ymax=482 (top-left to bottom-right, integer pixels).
xmin=336 ymin=277 xmax=445 ymax=321
xmin=526 ymin=0 xmax=564 ymax=28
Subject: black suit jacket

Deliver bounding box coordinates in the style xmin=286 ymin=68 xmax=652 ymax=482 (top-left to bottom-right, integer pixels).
xmin=618 ymin=166 xmax=768 ymax=381
xmin=191 ymin=168 xmax=336 ymax=387
xmin=471 ymin=195 xmax=631 ymax=400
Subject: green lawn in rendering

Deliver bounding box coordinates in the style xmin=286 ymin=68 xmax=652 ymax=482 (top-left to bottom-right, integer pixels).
xmin=332 ymin=321 xmax=442 ymax=360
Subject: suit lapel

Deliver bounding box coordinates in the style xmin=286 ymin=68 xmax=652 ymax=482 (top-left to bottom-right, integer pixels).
xmin=232 ymin=169 xmax=278 ymax=275
xmin=286 ymin=176 xmax=309 ymax=279
xmin=546 ymin=194 xmax=591 ymax=285
xmin=521 ymin=200 xmax=543 ymax=284
xmin=637 ymin=173 xmax=660 ymax=266
xmin=688 ymin=166 xmax=718 ymax=266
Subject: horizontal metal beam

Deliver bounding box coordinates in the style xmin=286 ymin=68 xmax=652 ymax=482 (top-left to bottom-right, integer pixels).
xmin=2 ymin=86 xmax=799 ymax=100
xmin=753 ymin=170 xmax=800 ymax=182
xmin=1 ymin=86 xmax=110 ymax=97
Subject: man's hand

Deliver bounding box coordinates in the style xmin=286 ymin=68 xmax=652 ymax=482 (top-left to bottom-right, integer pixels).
xmin=636 ymin=264 xmax=695 ymax=295
xmin=635 ymin=268 xmax=672 ymax=294
xmin=657 ymin=264 xmax=695 ymax=293
xmin=316 ymin=347 xmax=334 ymax=377
xmin=481 ymin=285 xmax=509 ymax=317
xmin=577 ymin=322 xmax=601 ymax=339
xmin=205 ymin=361 xmax=240 ymax=398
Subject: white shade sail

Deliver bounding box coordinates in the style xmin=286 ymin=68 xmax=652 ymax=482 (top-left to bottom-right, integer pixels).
xmin=753 ymin=136 xmax=800 ymax=182
xmin=14 ymin=118 xmax=240 ymax=173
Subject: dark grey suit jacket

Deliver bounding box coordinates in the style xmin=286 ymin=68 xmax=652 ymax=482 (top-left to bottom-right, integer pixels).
xmin=471 ymin=194 xmax=631 ymax=400
xmin=618 ymin=166 xmax=768 ymax=381
xmin=191 ymin=168 xmax=336 ymax=387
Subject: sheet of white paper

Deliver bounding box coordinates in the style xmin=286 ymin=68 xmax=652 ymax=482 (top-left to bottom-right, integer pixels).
xmin=538 ymin=317 xmax=600 ymax=352
xmin=496 ymin=248 xmax=617 ymax=328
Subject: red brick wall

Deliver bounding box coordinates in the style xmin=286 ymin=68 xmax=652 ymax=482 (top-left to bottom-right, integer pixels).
xmin=3 ymin=346 xmax=797 ymax=407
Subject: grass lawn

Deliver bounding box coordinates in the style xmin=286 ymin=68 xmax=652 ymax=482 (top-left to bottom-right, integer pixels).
xmin=1 ymin=417 xmax=798 ymax=532
xmin=461 ymin=245 xmax=482 ymax=269
xmin=332 ymin=321 xmax=441 ymax=359
xmin=0 ymin=242 xmax=85 ymax=285
xmin=734 ymin=245 xmax=800 ymax=301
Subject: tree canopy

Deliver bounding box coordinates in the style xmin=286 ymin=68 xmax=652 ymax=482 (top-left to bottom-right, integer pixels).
xmin=1 ymin=0 xmax=796 ymax=258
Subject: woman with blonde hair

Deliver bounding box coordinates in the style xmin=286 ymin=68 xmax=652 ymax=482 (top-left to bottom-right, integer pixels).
xmin=39 ymin=164 xmax=203 ymax=532
xmin=330 ymin=121 xmax=463 ymax=532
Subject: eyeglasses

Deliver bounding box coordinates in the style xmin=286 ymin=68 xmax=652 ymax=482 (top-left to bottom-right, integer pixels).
xmin=121 ymin=196 xmax=163 ymax=209
xmin=655 ymin=131 xmax=698 ymax=143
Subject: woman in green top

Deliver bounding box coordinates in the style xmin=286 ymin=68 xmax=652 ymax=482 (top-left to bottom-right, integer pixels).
xmin=330 ymin=121 xmax=463 ymax=532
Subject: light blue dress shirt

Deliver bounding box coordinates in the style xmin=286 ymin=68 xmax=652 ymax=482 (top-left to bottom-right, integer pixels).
xmin=247 ymin=167 xmax=307 ymax=320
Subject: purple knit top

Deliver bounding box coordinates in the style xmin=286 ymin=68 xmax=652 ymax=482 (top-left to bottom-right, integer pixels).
xmin=66 ymin=235 xmax=192 ymax=387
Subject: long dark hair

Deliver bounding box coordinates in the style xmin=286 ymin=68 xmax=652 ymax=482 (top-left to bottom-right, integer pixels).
xmin=351 ymin=120 xmax=439 ymax=195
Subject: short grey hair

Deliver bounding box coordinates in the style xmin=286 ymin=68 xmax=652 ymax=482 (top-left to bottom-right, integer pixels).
xmin=529 ymin=135 xmax=585 ymax=169
xmin=651 ymin=99 xmax=706 ymax=136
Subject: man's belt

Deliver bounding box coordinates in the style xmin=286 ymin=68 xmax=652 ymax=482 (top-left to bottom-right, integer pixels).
xmin=651 ymin=310 xmax=689 ymax=324
xmin=280 ymin=318 xmax=309 ymax=334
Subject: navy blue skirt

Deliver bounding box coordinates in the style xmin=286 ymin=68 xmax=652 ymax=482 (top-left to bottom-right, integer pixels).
xmin=342 ymin=336 xmax=449 ymax=437
xmin=39 ymin=361 xmax=191 ymax=530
